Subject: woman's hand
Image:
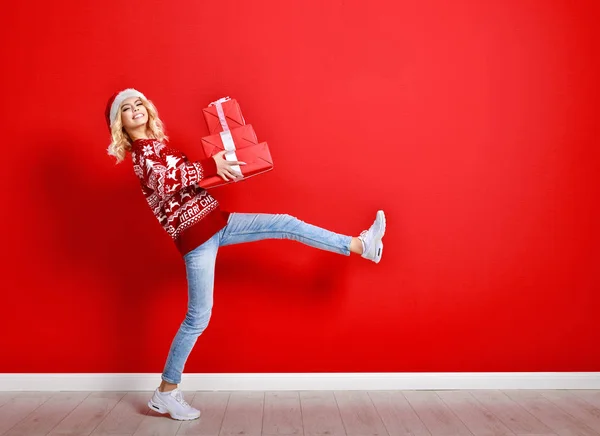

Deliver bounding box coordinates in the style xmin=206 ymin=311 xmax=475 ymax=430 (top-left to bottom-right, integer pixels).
xmin=213 ymin=150 xmax=246 ymax=182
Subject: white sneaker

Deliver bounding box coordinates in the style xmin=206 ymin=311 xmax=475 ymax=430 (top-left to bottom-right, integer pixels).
xmin=358 ymin=210 xmax=386 ymax=263
xmin=148 ymin=387 xmax=201 ymax=421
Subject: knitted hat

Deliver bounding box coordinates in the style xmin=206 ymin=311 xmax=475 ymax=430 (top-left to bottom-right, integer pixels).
xmin=105 ymin=88 xmax=147 ymax=132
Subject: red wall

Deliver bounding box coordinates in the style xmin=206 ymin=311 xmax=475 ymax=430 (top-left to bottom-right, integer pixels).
xmin=1 ymin=0 xmax=598 ymax=374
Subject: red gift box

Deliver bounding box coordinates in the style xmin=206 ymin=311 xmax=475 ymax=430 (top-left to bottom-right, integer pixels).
xmin=200 ymin=124 xmax=259 ymax=157
xmin=202 ymin=96 xmax=246 ymax=134
xmin=197 ymin=141 xmax=273 ymax=189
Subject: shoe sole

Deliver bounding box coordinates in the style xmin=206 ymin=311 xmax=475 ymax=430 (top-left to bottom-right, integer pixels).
xmin=376 ymin=210 xmax=386 ymax=237
xmin=148 ymin=398 xmax=201 ymax=421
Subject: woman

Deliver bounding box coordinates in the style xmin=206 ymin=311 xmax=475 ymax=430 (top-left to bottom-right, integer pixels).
xmin=105 ymin=88 xmax=386 ymax=421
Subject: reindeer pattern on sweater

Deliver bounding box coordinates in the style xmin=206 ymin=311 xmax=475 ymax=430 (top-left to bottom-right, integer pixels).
xmin=131 ymin=138 xmax=220 ymax=240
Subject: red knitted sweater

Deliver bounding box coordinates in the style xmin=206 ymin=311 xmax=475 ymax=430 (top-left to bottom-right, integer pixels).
xmin=130 ymin=138 xmax=230 ymax=256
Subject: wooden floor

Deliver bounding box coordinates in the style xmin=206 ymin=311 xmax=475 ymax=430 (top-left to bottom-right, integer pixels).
xmin=1 ymin=390 xmax=599 ymax=435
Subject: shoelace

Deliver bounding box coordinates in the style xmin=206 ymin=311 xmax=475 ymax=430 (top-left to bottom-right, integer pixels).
xmin=360 ymin=218 xmax=380 ymax=253
xmin=173 ymin=390 xmax=191 ymax=408
xmin=359 ymin=230 xmax=369 ymax=254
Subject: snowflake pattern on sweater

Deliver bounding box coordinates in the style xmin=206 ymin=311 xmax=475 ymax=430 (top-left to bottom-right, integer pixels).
xmin=130 ymin=138 xmax=221 ymax=241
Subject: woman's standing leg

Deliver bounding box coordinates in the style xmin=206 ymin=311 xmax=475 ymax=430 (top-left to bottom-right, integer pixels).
xmin=160 ymin=232 xmax=219 ymax=390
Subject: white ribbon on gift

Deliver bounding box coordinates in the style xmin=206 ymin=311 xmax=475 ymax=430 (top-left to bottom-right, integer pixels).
xmin=219 ymin=129 xmax=242 ymax=178
xmin=209 ymin=96 xmax=244 ymax=179
xmin=209 ymin=96 xmax=231 ymax=132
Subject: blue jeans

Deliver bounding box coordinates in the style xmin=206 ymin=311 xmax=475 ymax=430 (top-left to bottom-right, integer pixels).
xmin=161 ymin=212 xmax=353 ymax=384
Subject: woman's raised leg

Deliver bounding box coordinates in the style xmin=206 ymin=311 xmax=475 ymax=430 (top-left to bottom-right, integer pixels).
xmin=219 ymin=211 xmax=386 ymax=263
xmin=218 ymin=212 xmax=353 ymax=254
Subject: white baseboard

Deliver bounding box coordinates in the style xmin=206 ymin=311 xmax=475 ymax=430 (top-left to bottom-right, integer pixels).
xmin=0 ymin=373 xmax=598 ymax=391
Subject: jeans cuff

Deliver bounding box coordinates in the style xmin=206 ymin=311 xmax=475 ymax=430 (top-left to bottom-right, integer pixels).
xmin=161 ymin=375 xmax=179 ymax=384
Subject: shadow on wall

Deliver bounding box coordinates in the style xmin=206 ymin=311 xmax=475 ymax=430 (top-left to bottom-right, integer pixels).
xmin=35 ymin=135 xmax=183 ymax=293
xmin=34 ymin=133 xmax=352 ymax=335
xmin=32 ymin=133 xmax=189 ymax=368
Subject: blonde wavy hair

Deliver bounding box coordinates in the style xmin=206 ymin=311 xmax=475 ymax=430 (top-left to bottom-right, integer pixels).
xmin=106 ymin=96 xmax=169 ymax=164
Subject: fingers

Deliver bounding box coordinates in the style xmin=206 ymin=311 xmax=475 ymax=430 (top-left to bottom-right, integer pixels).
xmin=215 ymin=154 xmax=246 ymax=182
xmin=221 ymin=161 xmax=245 ymax=175
xmin=226 ymin=169 xmax=243 ymax=179
xmin=215 ymin=151 xmax=245 ymax=165
xmin=217 ymin=169 xmax=243 ymax=182
xmin=217 ymin=168 xmax=231 ymax=182
xmin=222 ymin=159 xmax=246 ymax=166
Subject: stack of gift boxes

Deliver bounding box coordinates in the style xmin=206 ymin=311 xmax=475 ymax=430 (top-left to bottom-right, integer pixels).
xmin=197 ymin=96 xmax=273 ymax=189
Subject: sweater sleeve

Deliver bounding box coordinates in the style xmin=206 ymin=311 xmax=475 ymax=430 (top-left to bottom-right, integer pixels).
xmin=133 ymin=142 xmax=218 ymax=198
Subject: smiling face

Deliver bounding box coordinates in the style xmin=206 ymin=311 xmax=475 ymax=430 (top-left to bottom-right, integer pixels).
xmin=120 ymin=96 xmax=148 ymax=131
